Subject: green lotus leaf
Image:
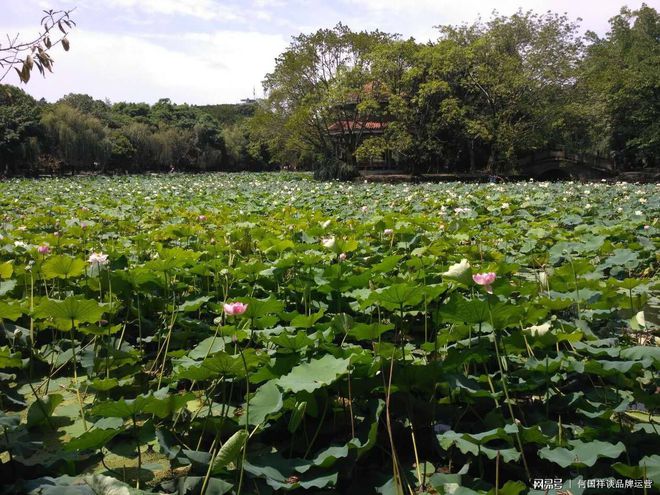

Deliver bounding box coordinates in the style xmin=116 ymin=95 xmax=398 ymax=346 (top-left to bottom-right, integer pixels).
xmin=240 ymin=380 xmax=283 ymax=426
xmin=613 ymin=454 xmax=660 ymax=484
xmin=370 ymin=283 xmax=424 ymax=310
xmin=0 ymin=300 xmax=22 ymax=321
xmin=27 ymin=393 xmax=63 ymax=428
xmin=348 ymin=322 xmax=394 ymax=341
xmin=177 ymin=295 xmax=212 ymax=313
xmin=0 ymin=346 xmax=23 ymax=368
xmin=0 ymin=261 xmax=13 ymax=279
xmin=290 ymin=309 xmax=325 ymax=328
xmin=41 ymin=255 xmax=86 ymax=279
xmin=620 ymin=345 xmax=660 ymax=366
xmin=188 ymin=335 xmax=226 ymax=360
xmin=34 ymin=296 xmax=106 ymax=326
xmin=277 ymin=354 xmax=351 ymax=393
xmin=0 ymin=279 xmax=17 ymax=296
xmin=65 ymin=424 xmax=123 ymax=451
xmin=437 ymin=295 xmax=490 ymax=324
xmin=91 ymin=389 xmax=193 ymax=419
xmin=211 ymin=429 xmax=247 ymax=473
xmin=177 ymin=477 xmax=233 ymax=495
xmin=538 ymin=439 xmax=626 ymax=467
xmin=88 ymin=377 xmax=120 ymax=392
xmin=371 ymin=255 xmax=403 ymax=273
xmin=241 ymin=296 xmax=285 ymax=319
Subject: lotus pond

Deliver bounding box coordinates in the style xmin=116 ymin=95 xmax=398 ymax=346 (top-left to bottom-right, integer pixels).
xmin=0 ymin=173 xmax=658 ymax=495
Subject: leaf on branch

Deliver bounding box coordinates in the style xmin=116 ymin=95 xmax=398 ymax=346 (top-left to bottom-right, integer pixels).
xmin=62 ymin=38 xmax=70 ymax=51
xmin=20 ymin=63 xmax=31 ymax=83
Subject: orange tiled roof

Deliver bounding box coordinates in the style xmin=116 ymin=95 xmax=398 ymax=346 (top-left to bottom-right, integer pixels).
xmin=327 ymin=120 xmax=387 ymax=133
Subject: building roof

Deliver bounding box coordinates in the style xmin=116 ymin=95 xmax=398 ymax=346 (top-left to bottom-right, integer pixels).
xmin=327 ymin=120 xmax=387 ymax=134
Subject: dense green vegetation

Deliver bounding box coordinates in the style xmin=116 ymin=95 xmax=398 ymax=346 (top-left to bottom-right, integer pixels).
xmin=253 ymin=5 xmax=659 ymax=177
xmin=1 ymin=4 xmax=658 ymax=179
xmin=0 ymin=90 xmax=270 ymax=176
xmin=0 ymin=173 xmax=658 ymax=494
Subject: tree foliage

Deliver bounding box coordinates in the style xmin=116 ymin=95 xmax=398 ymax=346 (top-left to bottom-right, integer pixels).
xmin=253 ymin=7 xmax=659 ymax=177
xmin=581 ymin=4 xmax=660 ymax=169
xmin=259 ymin=24 xmax=396 ymax=176
xmin=0 ymin=85 xmax=42 ymax=175
xmin=1 ymin=5 xmax=657 ymax=178
xmin=0 ymin=87 xmax=271 ymax=176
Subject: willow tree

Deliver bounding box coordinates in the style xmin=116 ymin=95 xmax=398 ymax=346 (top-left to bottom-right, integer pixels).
xmin=0 ymin=84 xmax=42 ymax=175
xmin=41 ymin=104 xmax=110 ymax=173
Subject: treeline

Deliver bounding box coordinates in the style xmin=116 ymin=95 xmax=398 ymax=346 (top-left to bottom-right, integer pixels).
xmin=251 ymin=4 xmax=659 ymax=178
xmin=1 ymin=5 xmax=658 ymax=178
xmin=0 ymin=92 xmax=271 ymax=176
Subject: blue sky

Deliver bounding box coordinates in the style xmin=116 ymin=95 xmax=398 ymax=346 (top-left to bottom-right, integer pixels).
xmin=0 ymin=0 xmax=650 ymax=105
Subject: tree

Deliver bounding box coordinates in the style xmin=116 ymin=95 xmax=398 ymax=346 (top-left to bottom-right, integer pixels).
xmin=258 ymin=23 xmax=396 ymax=178
xmin=41 ymin=103 xmax=110 ymax=173
xmin=0 ymin=84 xmax=43 ymax=175
xmin=0 ymin=9 xmax=75 ymax=83
xmin=58 ymin=93 xmax=110 ymax=119
xmin=435 ymin=10 xmax=584 ymax=171
xmin=581 ymin=4 xmax=659 ymax=169
xmin=356 ymin=39 xmax=457 ymax=174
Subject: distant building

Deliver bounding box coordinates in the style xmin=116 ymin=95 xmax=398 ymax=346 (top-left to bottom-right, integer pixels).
xmin=326 ymin=82 xmax=394 ymax=172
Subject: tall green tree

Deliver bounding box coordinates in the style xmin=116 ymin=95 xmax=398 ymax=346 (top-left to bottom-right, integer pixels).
xmin=41 ymin=103 xmax=110 ymax=173
xmin=259 ymin=23 xmax=396 ymax=178
xmin=435 ymin=10 xmax=584 ymax=171
xmin=582 ymin=4 xmax=659 ymax=169
xmin=0 ymin=84 xmax=43 ymax=175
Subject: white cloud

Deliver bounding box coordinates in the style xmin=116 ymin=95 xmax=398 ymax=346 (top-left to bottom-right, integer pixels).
xmin=3 ymin=0 xmax=651 ymax=105
xmin=341 ymin=0 xmax=647 ymax=38
xmin=5 ymin=28 xmax=287 ymax=104
xmin=53 ymin=0 xmax=248 ymax=22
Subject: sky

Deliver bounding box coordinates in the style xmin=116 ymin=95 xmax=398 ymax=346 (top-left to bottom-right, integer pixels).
xmin=0 ymin=0 xmax=653 ymax=105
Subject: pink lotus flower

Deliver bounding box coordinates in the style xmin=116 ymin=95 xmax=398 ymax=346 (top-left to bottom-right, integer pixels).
xmin=384 ymin=228 xmax=393 ymax=236
xmin=473 ymin=272 xmax=496 ymax=294
xmin=339 ymin=252 xmax=347 ymax=261
xmin=198 ymin=215 xmax=207 ymax=222
xmin=224 ymin=301 xmax=248 ymax=316
xmin=37 ymin=244 xmax=51 ymax=255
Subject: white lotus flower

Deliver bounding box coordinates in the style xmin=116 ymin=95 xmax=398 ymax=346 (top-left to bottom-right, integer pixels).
xmin=321 ymin=237 xmax=335 ymax=249
xmin=524 ymin=322 xmax=551 ymax=337
xmin=88 ymin=252 xmax=109 ymax=267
